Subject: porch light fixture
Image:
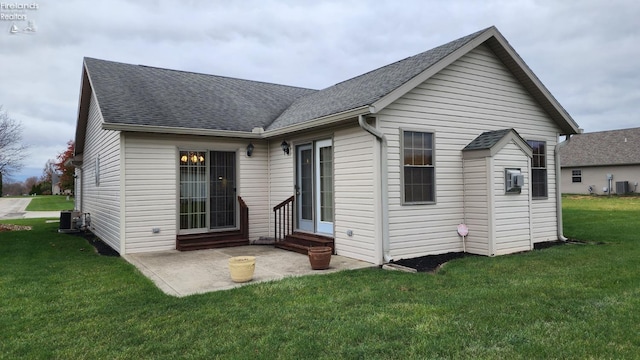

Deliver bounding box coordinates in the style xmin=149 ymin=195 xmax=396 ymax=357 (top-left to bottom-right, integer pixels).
xmin=246 ymin=142 xmax=254 ymax=157
xmin=181 ymin=152 xmax=204 ymax=164
xmin=281 ymin=140 xmax=290 ymax=155
xmin=191 ymin=154 xmax=204 ymax=163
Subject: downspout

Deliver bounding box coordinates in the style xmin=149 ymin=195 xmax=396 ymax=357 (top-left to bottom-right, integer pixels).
xmin=358 ymin=115 xmax=392 ymax=263
xmin=555 ymin=138 xmax=568 ymax=241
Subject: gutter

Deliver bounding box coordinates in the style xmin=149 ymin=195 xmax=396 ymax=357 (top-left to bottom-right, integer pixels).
xmin=264 ymin=106 xmax=370 ymax=138
xmin=358 ymin=114 xmax=392 ymax=263
xmin=555 ymin=138 xmax=568 ymax=241
xmin=102 ymin=123 xmax=263 ymax=138
xmin=100 ymin=106 xmax=371 ymax=140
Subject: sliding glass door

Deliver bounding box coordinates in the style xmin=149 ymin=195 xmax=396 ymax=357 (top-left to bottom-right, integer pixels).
xmin=179 ymin=150 xmax=236 ymax=231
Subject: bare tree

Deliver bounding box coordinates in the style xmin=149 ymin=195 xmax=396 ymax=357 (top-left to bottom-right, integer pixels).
xmin=0 ymin=106 xmax=28 ymax=178
xmin=24 ymin=176 xmax=38 ymax=194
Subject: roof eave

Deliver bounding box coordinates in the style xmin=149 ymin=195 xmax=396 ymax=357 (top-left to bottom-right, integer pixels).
xmin=101 ymin=122 xmax=262 ymax=139
xmin=264 ymin=106 xmax=370 ymax=138
xmin=370 ymin=28 xmax=494 ymax=113
xmin=73 ymin=61 xmax=91 ymax=156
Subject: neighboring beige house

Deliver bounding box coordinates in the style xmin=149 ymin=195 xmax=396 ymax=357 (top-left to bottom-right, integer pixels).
xmin=72 ymin=26 xmax=579 ymax=264
xmin=560 ymin=128 xmax=640 ymax=195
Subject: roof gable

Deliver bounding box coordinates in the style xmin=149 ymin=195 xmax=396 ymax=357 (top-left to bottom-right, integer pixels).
xmin=462 ymin=128 xmax=532 ymax=159
xmin=75 ymin=26 xmax=580 ymax=142
xmin=560 ymin=127 xmax=640 ymax=167
xmin=265 ymin=28 xmax=488 ymax=131
xmin=268 ymin=26 xmax=579 ymax=136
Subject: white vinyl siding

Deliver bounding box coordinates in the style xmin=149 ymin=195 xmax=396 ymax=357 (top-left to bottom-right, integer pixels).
xmin=462 ymin=157 xmax=490 ymax=255
xmin=268 ymin=138 xmax=295 ymax=237
xmin=122 ymin=137 xmax=176 ymax=253
xmin=333 ymin=125 xmax=378 ymax=263
xmin=122 ymin=135 xmax=270 ymax=254
xmin=239 ymin=141 xmax=270 ymax=239
xmin=492 ymin=142 xmax=532 ymax=255
xmin=81 ymin=93 xmax=121 ymax=252
xmin=379 ymin=43 xmax=562 ymax=259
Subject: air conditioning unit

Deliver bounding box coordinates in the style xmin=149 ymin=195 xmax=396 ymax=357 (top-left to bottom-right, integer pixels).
xmin=616 ymin=181 xmax=629 ymax=194
xmin=58 ymin=210 xmax=82 ymax=233
xmin=505 ymin=168 xmax=523 ymax=194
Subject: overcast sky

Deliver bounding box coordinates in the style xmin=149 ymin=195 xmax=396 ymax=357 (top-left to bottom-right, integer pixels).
xmin=1 ymin=0 xmax=638 ymax=181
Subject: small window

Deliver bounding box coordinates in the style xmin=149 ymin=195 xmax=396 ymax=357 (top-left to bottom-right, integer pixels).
xmin=572 ymin=169 xmax=582 ymax=183
xmin=402 ymin=130 xmax=435 ymax=203
xmin=527 ymin=140 xmax=547 ymax=198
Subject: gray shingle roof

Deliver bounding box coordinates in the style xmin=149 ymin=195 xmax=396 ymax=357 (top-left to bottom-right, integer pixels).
xmin=83 ymin=28 xmax=489 ymax=134
xmin=463 ymin=129 xmax=514 ymax=151
xmin=266 ymin=28 xmax=489 ymax=131
xmin=84 ymin=58 xmax=317 ymax=132
xmin=560 ymin=127 xmax=640 ymax=167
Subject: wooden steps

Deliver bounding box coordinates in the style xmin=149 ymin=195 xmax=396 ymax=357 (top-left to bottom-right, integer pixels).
xmin=176 ymin=231 xmax=248 ymax=251
xmin=275 ymin=232 xmax=334 ymax=255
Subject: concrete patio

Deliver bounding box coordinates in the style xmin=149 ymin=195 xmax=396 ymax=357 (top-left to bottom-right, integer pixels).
xmin=124 ymin=245 xmax=375 ymax=297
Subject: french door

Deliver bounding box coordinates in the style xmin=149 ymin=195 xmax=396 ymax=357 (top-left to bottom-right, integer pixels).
xmin=296 ymin=140 xmax=333 ymax=235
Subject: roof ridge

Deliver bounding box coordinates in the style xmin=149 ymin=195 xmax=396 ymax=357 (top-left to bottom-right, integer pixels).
xmin=84 ymin=57 xmax=317 ymax=92
xmin=330 ymin=26 xmax=492 ymax=89
xmin=138 ymin=64 xmax=318 ymax=92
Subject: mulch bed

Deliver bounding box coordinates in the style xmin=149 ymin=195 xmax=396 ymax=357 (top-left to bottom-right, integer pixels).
xmin=389 ymin=239 xmax=599 ymax=272
xmin=533 ymin=240 xmax=565 ymax=250
xmin=68 ymin=231 xmax=120 ymax=257
xmin=390 ymin=252 xmax=471 ymax=272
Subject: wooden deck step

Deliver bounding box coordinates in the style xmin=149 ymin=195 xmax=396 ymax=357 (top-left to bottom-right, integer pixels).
xmin=275 ymin=232 xmax=334 ymax=255
xmin=177 ymin=231 xmax=249 ymax=251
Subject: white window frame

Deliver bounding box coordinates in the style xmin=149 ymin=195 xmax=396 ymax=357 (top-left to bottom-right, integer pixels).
xmin=400 ymin=129 xmax=436 ymax=205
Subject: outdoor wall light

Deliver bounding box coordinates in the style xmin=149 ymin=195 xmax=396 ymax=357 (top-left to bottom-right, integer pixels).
xmin=246 ymin=142 xmax=254 ymax=157
xmin=281 ymin=140 xmax=290 ymax=155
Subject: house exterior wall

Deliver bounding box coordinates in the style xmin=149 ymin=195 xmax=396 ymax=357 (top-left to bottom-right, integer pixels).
xmin=80 ymin=93 xmax=122 ymax=252
xmin=267 ymin=137 xmax=295 ymax=239
xmin=121 ymin=134 xmax=270 ymax=254
xmin=333 ymin=125 xmax=379 ymax=263
xmin=462 ymin=157 xmax=491 ymax=255
xmin=492 ymin=142 xmax=532 ymax=255
xmin=561 ymin=165 xmax=640 ymax=195
xmin=267 ymin=125 xmax=379 ymax=263
xmin=378 ymin=44 xmax=562 ymax=260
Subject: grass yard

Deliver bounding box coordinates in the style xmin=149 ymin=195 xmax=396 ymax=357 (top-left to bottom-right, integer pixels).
xmin=24 ymin=195 xmax=75 ymax=211
xmin=1 ymin=196 xmax=638 ymax=358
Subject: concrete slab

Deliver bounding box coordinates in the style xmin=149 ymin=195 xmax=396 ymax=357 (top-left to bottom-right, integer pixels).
xmin=124 ymin=245 xmax=375 ymax=297
xmin=0 ymin=197 xmax=60 ymax=220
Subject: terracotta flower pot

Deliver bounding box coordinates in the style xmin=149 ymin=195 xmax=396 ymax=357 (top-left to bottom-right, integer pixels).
xmin=228 ymin=256 xmax=256 ymax=283
xmin=308 ymin=247 xmax=332 ymax=270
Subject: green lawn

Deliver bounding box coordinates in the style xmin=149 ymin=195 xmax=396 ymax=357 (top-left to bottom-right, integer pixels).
xmin=1 ymin=196 xmax=638 ymax=358
xmin=24 ymin=195 xmax=75 ymax=211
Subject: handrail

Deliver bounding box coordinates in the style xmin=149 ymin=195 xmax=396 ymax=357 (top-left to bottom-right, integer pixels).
xmin=238 ymin=196 xmax=249 ymax=239
xmin=273 ymin=195 xmax=295 ymax=242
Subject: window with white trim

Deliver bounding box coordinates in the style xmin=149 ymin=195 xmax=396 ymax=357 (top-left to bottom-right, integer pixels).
xmin=572 ymin=169 xmax=582 ymax=183
xmin=402 ymin=131 xmax=435 ymax=203
xmin=527 ymin=140 xmax=547 ymax=198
